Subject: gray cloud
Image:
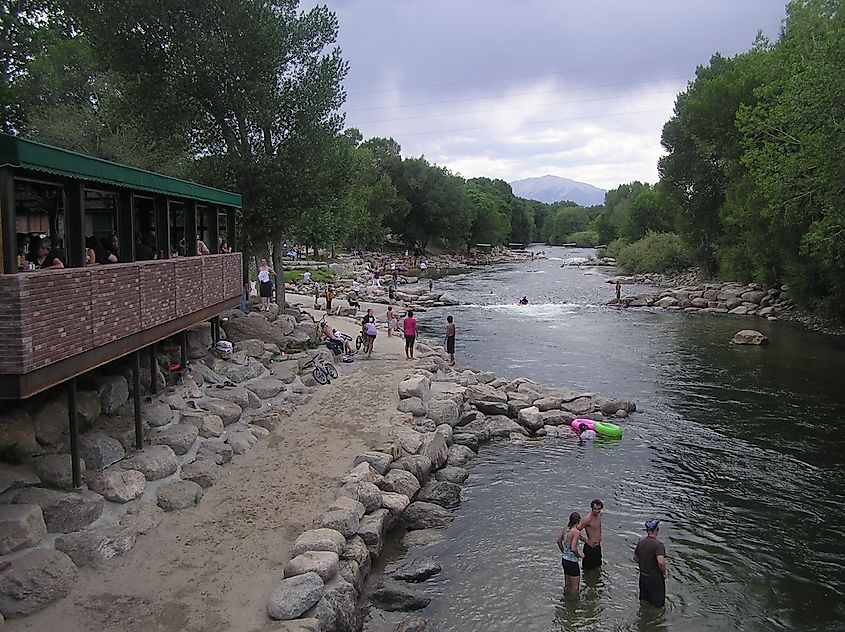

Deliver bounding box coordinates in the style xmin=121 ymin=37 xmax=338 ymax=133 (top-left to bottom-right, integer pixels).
xmin=316 ymin=0 xmax=787 ymax=189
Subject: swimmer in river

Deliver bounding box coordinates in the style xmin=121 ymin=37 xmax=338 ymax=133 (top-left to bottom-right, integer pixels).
xmin=518 ymin=296 xmax=528 ymax=305
xmin=578 ymin=499 xmax=604 ymax=571
xmin=577 ymin=422 xmax=597 ymax=442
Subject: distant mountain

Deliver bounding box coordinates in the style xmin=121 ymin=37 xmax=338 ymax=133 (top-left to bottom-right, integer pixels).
xmin=509 ymin=175 xmax=606 ymax=206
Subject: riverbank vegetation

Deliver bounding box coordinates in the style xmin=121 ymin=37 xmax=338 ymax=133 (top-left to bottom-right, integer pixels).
xmin=2 ymin=1 xmax=841 ymax=316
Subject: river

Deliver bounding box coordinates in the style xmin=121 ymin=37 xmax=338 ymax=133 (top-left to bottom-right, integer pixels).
xmin=403 ymin=246 xmax=845 ymax=632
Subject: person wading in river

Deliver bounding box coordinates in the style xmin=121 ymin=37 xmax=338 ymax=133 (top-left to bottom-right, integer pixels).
xmin=578 ymin=499 xmax=603 ymax=571
xmin=633 ymin=519 xmax=668 ymax=608
xmin=557 ymin=512 xmax=584 ymax=598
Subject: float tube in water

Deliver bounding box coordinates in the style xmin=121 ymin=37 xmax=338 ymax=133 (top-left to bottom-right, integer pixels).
xmin=594 ymin=421 xmax=623 ymax=438
xmin=571 ymin=418 xmax=596 ymax=432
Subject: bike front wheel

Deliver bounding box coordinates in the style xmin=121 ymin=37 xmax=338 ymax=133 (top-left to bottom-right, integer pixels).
xmin=324 ymin=363 xmax=338 ymax=379
xmin=355 ymin=335 xmax=363 ymax=350
xmin=312 ymin=366 xmax=329 ymax=385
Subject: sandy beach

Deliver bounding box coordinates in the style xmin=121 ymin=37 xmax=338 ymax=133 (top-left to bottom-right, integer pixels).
xmin=6 ymin=303 xmax=428 ymax=632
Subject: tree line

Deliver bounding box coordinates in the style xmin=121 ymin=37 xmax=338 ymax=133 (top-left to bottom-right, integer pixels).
xmin=3 ymin=1 xmax=842 ymax=315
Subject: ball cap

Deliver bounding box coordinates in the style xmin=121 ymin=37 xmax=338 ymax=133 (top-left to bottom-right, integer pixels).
xmin=644 ymin=519 xmax=661 ymax=532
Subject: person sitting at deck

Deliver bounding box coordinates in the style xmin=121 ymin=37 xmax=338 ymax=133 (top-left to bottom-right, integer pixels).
xmin=27 ymin=238 xmax=64 ymax=269
xmin=196 ymin=234 xmax=211 ymax=255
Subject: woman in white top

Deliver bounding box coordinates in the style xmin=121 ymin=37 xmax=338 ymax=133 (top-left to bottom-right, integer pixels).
xmin=257 ymin=258 xmax=275 ymax=311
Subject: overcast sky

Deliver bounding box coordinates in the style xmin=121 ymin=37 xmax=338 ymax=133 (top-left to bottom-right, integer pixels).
xmin=317 ymin=0 xmax=787 ymax=190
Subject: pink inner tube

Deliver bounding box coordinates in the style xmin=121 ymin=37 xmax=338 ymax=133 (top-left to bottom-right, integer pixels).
xmin=571 ymin=418 xmax=596 ymax=432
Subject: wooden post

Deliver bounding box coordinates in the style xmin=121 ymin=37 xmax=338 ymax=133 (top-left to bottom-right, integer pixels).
xmin=64 ymin=181 xmax=85 ymax=268
xmin=156 ymin=197 xmax=170 ymax=258
xmin=132 ymin=351 xmax=143 ymax=450
xmin=118 ymin=190 xmax=135 ymax=262
xmin=180 ymin=331 xmax=188 ymax=371
xmin=226 ymin=207 xmax=237 ymax=251
xmin=67 ymin=378 xmax=82 ymax=489
xmin=0 ymin=167 xmax=14 ymax=274
xmin=186 ymin=200 xmax=198 ymax=256
xmin=207 ymin=205 xmax=219 ymax=255
xmin=149 ymin=343 xmax=158 ymax=395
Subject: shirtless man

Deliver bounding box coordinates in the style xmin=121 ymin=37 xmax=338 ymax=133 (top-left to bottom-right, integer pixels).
xmin=578 ymin=498 xmax=603 ymax=571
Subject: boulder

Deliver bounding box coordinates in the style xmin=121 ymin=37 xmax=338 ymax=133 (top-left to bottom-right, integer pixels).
xmin=560 ymin=397 xmax=595 ymax=416
xmin=337 ymin=482 xmax=382 ymax=513
xmin=0 ymin=463 xmax=40 ymax=495
xmin=150 ymin=423 xmax=199 ymax=456
xmin=417 ymin=480 xmax=461 ymax=508
xmin=250 ymin=413 xmax=282 ymax=432
xmin=226 ymin=429 xmax=258 ymax=454
xmin=268 ymin=572 xmax=326 ymax=621
xmin=517 ymin=406 xmax=544 ymax=431
xmin=371 ymin=578 xmax=431 ymax=611
xmin=398 ymin=376 xmax=431 ymax=401
xmin=425 ymin=399 xmax=460 ymax=427
xmin=397 ymin=397 xmax=426 ymax=417
xmin=198 ymin=398 xmax=243 ymax=425
xmin=236 ymin=338 xmax=267 ymax=358
xmin=541 ymin=410 xmax=575 ymax=427
xmin=465 ymin=384 xmax=507 ymax=404
xmin=341 ymin=462 xmax=385 ymax=486
xmin=142 ymin=401 xmax=173 ymax=428
xmin=358 ymin=508 xmax=390 ymax=557
xmin=284 ymin=550 xmax=340 ymax=582
xmin=31 ymin=454 xmax=86 ymax=491
xmin=245 ymin=378 xmax=286 ymax=399
xmin=390 ymin=427 xmax=424 ymax=455
xmin=731 ymin=329 xmax=769 ymax=345
xmin=473 ymin=400 xmax=510 ymax=416
xmin=78 ymin=432 xmax=126 ymax=470
xmin=600 ymin=399 xmax=637 ymax=415
xmin=86 ymin=468 xmax=145 ymax=503
xmin=74 ymin=390 xmax=101 ymax=426
xmin=119 ymin=501 xmax=165 ymax=536
xmin=180 ymin=459 xmax=225 ymax=488
xmin=402 ymin=501 xmax=453 ymax=530
xmin=0 ymin=549 xmax=78 ymax=618
xmin=0 ymin=504 xmax=47 ymax=554
xmin=486 ymin=415 xmax=529 ymax=439
xmin=353 ymin=452 xmax=393 ymax=476
xmin=435 ymin=466 xmax=469 ymax=484
xmin=380 ymin=491 xmax=410 ymax=517
xmin=293 ymin=528 xmax=347 ymax=557
xmin=157 ymin=480 xmax=204 ymax=511
xmin=401 ymin=529 xmax=446 ymax=549
xmin=54 ymin=524 xmax=136 ymax=568
xmin=303 ymin=574 xmax=357 ymax=632
xmin=88 ymin=374 xmax=130 ymax=415
xmin=328 ymin=496 xmax=366 ymax=520
xmin=0 ymin=408 xmax=38 ymax=455
xmin=390 ymin=455 xmax=433 ymax=485
xmin=31 ymin=400 xmax=66 ymax=447
xmin=314 ymin=506 xmax=361 ymax=538
xmin=446 ymin=445 xmax=475 ymax=468
xmin=341 ymin=535 xmax=372 ymax=578
xmin=389 ymin=558 xmax=442 ymax=582
xmin=452 ymin=433 xmax=479 ymax=452
xmin=740 ymin=290 xmax=766 ymax=304
xmin=420 ymin=433 xmax=448 ymax=470
xmin=534 ymin=397 xmax=563 ymax=412
xmin=197 ymin=440 xmax=234 ymax=465
xmin=121 ymin=445 xmax=178 ymax=480
xmin=12 ymin=488 xmax=103 ymax=534
xmin=378 ymin=469 xmax=421 ymax=499
xmin=180 ymin=411 xmax=225 ymax=438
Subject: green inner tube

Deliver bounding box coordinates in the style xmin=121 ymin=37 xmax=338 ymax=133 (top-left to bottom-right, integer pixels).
xmin=594 ymin=421 xmax=623 ymax=438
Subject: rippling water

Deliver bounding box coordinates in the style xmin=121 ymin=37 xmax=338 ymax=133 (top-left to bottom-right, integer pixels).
xmin=405 ymin=247 xmax=845 ymax=632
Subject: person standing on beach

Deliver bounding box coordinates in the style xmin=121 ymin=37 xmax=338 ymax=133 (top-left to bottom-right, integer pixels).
xmin=634 ymin=519 xmax=668 ymax=609
xmin=403 ymin=310 xmax=417 ymax=360
xmin=362 ymin=308 xmax=376 ymax=354
xmin=445 ymin=315 xmax=456 ymax=365
xmin=428 ymin=277 xmax=433 ymax=292
xmin=557 ymin=512 xmax=584 ymax=598
xmin=615 ymin=280 xmax=622 ymax=301
xmin=257 ymin=258 xmax=275 ymax=311
xmin=325 ymin=286 xmax=333 ymax=313
xmin=386 ymin=306 xmax=395 ymax=337
xmin=578 ymin=499 xmax=603 ymax=571
xmin=314 ymin=281 xmax=321 ymax=310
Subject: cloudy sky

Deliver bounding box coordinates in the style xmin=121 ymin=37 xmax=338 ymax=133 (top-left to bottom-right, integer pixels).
xmin=319 ymin=0 xmax=787 ymax=190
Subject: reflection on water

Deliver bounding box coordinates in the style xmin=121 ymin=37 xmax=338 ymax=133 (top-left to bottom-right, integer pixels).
xmin=409 ymin=247 xmax=845 ymax=631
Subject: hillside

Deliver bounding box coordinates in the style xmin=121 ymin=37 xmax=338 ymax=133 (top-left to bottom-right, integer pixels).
xmin=510 ymin=175 xmax=606 ymax=206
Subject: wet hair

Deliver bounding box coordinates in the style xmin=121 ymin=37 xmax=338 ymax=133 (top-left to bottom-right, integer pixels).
xmin=567 ymin=512 xmax=581 ymax=529
xmin=447 ymin=315 xmax=453 ymax=323
xmin=407 ymin=309 xmax=414 ymax=317
xmin=591 ymin=499 xmax=604 ymax=510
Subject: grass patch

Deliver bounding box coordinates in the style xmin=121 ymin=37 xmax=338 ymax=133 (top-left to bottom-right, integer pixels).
xmin=283 ymin=267 xmax=335 ymax=283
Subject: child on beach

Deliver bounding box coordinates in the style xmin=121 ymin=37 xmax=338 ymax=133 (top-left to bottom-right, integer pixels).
xmin=445 ymin=315 xmax=456 ymax=365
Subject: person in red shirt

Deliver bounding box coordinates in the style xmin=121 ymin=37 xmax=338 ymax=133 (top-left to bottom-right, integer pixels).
xmin=403 ymin=310 xmax=417 ymax=360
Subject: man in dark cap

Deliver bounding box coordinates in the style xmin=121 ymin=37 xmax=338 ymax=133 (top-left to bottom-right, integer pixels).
xmin=633 ymin=519 xmax=668 ymax=608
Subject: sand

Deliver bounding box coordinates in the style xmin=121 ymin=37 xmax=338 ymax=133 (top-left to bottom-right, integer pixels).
xmin=7 ymin=304 xmax=422 ymax=632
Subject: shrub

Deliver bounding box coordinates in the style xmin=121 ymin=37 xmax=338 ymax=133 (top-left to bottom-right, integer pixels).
xmin=603 ymin=238 xmax=628 ymax=259
xmin=615 ymin=232 xmax=693 ymax=274
xmin=568 ymin=230 xmax=599 ymax=247
xmin=281 ymin=267 xmax=335 ymax=283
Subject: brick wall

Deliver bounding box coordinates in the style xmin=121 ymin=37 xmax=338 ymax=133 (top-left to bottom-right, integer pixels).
xmin=0 ymin=253 xmax=241 ymax=375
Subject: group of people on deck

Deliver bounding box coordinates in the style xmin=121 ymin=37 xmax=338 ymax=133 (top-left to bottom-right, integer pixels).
xmin=557 ymin=499 xmax=668 ymax=609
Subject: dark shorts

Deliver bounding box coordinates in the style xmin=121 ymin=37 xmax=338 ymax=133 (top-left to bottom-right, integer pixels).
xmin=582 ymin=543 xmax=602 ymax=570
xmin=561 ymin=558 xmax=580 ymax=577
xmin=405 ymin=335 xmax=416 ymax=349
xmin=639 ymin=574 xmax=666 ymax=608
xmin=259 ymin=281 xmax=273 ymax=298
xmin=446 ymin=335 xmax=455 ymax=354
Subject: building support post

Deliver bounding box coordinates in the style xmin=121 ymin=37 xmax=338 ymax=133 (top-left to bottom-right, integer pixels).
xmin=67 ymin=378 xmax=82 ymax=489
xmin=132 ymin=350 xmax=143 ymax=450
xmin=180 ymin=331 xmax=188 ymax=371
xmin=149 ymin=343 xmax=158 ymax=395
xmin=0 ymin=167 xmax=16 ymax=274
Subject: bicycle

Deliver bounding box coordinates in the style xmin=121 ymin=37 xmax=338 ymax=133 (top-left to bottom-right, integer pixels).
xmin=300 ymin=353 xmax=338 ymax=385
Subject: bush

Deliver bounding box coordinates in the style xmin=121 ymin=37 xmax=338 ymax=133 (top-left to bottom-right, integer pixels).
xmin=281 ymin=267 xmax=335 ymax=283
xmin=567 ymin=230 xmax=599 ymax=247
xmin=603 ymin=238 xmax=628 ymax=259
xmin=615 ymin=232 xmax=693 ymax=274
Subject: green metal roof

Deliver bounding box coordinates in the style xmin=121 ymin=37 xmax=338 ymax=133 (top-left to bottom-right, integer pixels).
xmin=0 ymin=133 xmax=241 ymax=207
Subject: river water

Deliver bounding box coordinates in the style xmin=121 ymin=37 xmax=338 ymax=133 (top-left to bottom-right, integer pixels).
xmin=406 ymin=246 xmax=845 ymax=632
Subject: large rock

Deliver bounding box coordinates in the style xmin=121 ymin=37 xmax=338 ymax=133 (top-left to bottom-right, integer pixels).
xmin=31 ymin=454 xmax=86 ymax=491
xmin=371 ymin=578 xmax=431 ymax=611
xmin=465 ymin=384 xmax=507 ymax=404
xmin=151 ymin=423 xmax=199 ymax=456
xmin=303 ymin=574 xmax=358 ymax=632
xmin=390 ymin=558 xmax=442 ymax=582
xmin=0 ymin=549 xmax=78 ymax=617
xmin=78 ymin=432 xmax=125 ymax=470
xmin=380 ymin=491 xmax=411 ymax=517
xmin=74 ymin=390 xmax=101 ymax=426
xmin=284 ymin=550 xmax=339 ymax=582
xmin=268 ymin=572 xmax=325 ymax=621
xmin=517 ymin=406 xmax=544 ymax=431
xmin=398 ymin=376 xmax=431 ymax=402
xmin=425 ymin=399 xmax=459 ymax=427
xmin=0 ymin=463 xmax=40 ymax=495
xmin=293 ymin=528 xmax=347 ymax=557
xmin=397 ymin=397 xmax=426 ymax=417
xmin=474 ymin=400 xmax=510 ymax=416
xmin=435 ymin=466 xmax=469 ymax=484
xmin=222 ymin=315 xmax=295 ymax=348
xmin=446 ymin=445 xmax=475 ymax=468
xmin=142 ymin=401 xmax=173 ymax=427
xmin=600 ymin=399 xmax=637 ymax=415
xmin=341 ymin=535 xmax=372 ymax=579
xmin=12 ymin=488 xmax=103 ymax=534
xmin=86 ymin=468 xmax=145 ymax=503
xmin=353 ymin=452 xmax=393 ymax=476
xmin=486 ymin=415 xmax=529 ymax=439
xmin=0 ymin=504 xmax=47 ymax=554
xmin=420 ymin=433 xmax=448 ymax=470
xmin=390 ymin=427 xmax=425 ymax=454
xmin=226 ymin=429 xmax=258 ymax=454
xmin=358 ymin=508 xmax=390 ymax=558
xmin=541 ymin=410 xmax=575 ymax=427
xmin=402 ymin=501 xmax=454 ymax=530
xmin=337 ymin=482 xmax=382 ymax=513
xmin=245 ymin=378 xmax=286 ymax=399
xmin=341 ymin=462 xmax=384 ymax=486
xmin=534 ymin=397 xmax=563 ymax=412
xmin=378 ymin=469 xmax=421 ymax=499
xmin=731 ymin=329 xmax=769 ymax=345
xmin=207 ymin=385 xmax=253 ymax=409
xmin=236 ymin=338 xmax=267 ymax=358
xmin=185 ymin=323 xmax=213 ymax=358
xmin=180 ymin=411 xmax=225 ymax=438
xmin=452 ymin=433 xmax=479 ymax=452
xmin=390 ymin=455 xmax=433 ymax=485
xmin=417 ymin=480 xmax=461 ymax=508
xmin=401 ymin=529 xmax=445 ymax=549
xmin=314 ymin=506 xmax=361 ymax=538
xmin=54 ymin=524 xmax=136 ymax=568
xmin=31 ymin=400 xmax=66 ymax=447
xmin=560 ymin=397 xmax=595 ymax=416
xmin=180 ymin=459 xmax=224 ymax=488
xmin=156 ymin=480 xmax=204 ymax=511
xmin=197 ymin=440 xmax=234 ymax=465
xmin=88 ymin=374 xmax=130 ymax=415
xmin=198 ymin=398 xmax=243 ymax=425
xmin=121 ymin=445 xmax=178 ymax=480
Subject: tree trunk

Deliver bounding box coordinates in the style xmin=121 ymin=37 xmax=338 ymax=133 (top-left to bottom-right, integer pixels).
xmin=272 ymin=239 xmax=286 ymax=308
